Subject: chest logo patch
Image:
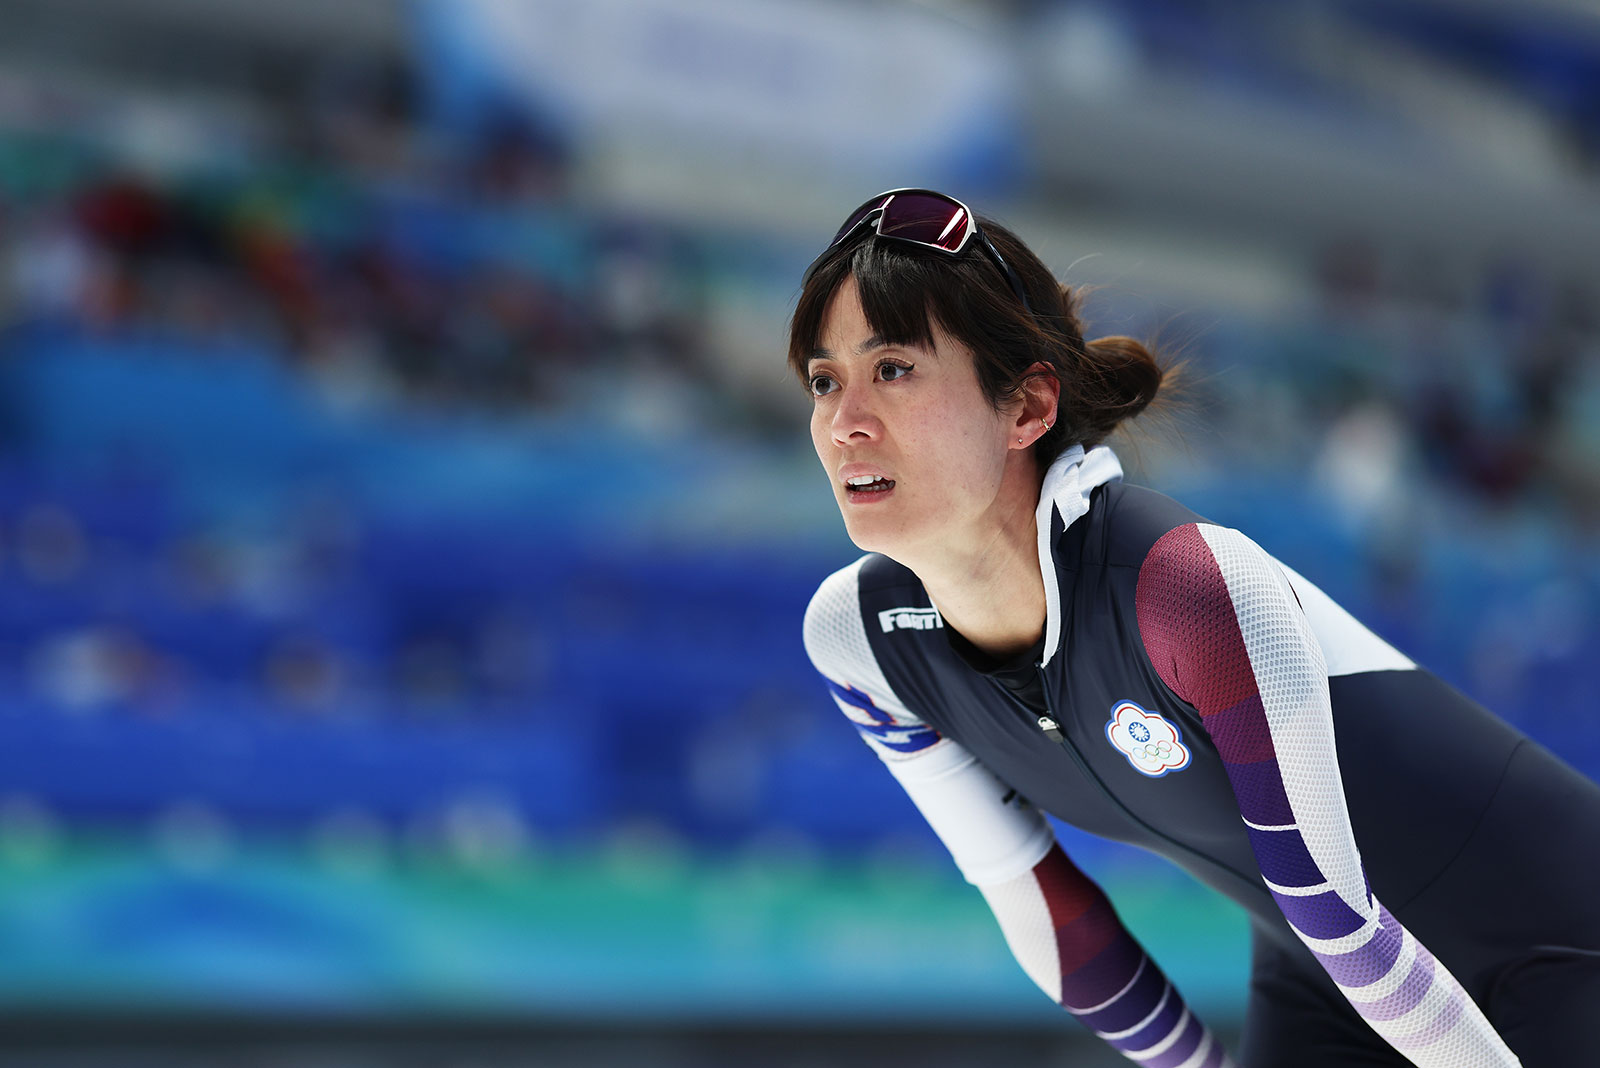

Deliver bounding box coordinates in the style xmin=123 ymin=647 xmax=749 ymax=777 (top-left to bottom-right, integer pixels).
xmin=879 ymin=606 xmax=943 ymax=633
xmin=1105 ymin=700 xmax=1191 ymax=778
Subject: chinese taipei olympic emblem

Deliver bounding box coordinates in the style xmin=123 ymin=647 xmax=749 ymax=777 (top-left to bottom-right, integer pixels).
xmin=1105 ymin=700 xmax=1191 ymax=777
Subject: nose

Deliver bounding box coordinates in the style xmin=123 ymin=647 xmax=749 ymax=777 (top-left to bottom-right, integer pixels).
xmin=829 ymin=382 xmax=883 ymax=446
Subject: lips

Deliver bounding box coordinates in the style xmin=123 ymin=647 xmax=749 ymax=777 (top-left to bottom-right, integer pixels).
xmin=838 ymin=462 xmax=895 ymax=503
xmin=838 ymin=463 xmax=891 ymax=485
xmin=845 ymin=477 xmax=895 ymax=495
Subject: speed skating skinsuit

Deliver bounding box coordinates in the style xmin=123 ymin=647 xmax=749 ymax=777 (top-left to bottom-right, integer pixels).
xmin=802 ymin=443 xmax=1600 ymax=1067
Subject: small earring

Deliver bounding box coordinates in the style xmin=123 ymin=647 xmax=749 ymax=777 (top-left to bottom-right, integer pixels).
xmin=1043 ymin=420 xmax=1052 ymax=432
xmin=1017 ymin=438 xmax=1024 ymax=444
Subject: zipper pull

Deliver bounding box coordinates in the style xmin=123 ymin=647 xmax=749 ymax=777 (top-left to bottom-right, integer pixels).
xmin=1033 ymin=661 xmax=1067 ymax=743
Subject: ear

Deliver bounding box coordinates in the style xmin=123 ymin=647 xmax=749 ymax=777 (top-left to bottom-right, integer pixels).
xmin=1010 ymin=362 xmax=1061 ymax=447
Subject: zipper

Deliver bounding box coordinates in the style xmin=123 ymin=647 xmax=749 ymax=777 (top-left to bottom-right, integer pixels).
xmin=1035 ymin=712 xmax=1065 ymax=743
xmin=1029 ymin=660 xmax=1261 ymax=891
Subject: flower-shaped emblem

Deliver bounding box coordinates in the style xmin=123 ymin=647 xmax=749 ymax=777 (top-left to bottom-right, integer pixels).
xmin=1104 ymin=700 xmax=1191 ymax=777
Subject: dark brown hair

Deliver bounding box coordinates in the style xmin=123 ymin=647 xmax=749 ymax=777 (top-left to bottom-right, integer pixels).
xmin=788 ymin=215 xmax=1177 ymax=468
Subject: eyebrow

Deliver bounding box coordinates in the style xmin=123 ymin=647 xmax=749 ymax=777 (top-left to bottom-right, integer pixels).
xmin=807 ymin=334 xmax=890 ymax=368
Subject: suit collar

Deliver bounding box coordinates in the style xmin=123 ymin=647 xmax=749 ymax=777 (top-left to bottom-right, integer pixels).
xmin=1036 ymin=442 xmax=1123 ymax=667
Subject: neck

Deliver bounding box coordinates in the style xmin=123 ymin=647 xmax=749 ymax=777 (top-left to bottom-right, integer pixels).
xmin=902 ymin=458 xmax=1048 ymax=663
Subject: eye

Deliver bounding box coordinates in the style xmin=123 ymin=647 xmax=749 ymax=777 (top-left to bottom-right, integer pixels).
xmin=808 ymin=359 xmax=914 ymax=398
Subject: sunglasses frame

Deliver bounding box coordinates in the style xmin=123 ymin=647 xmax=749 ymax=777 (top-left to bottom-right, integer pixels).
xmin=803 ymin=187 xmax=1034 ymax=314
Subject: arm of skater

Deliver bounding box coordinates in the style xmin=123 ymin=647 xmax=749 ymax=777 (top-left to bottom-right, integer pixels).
xmin=1134 ymin=522 xmax=1520 ymax=1068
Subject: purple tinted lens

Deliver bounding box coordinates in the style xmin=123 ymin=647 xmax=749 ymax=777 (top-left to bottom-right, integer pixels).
xmin=829 ymin=195 xmax=892 ymax=247
xmin=877 ymin=193 xmax=971 ymax=252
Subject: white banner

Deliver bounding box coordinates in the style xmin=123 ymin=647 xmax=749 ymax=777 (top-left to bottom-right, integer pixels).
xmin=422 ymin=0 xmax=1021 ymax=188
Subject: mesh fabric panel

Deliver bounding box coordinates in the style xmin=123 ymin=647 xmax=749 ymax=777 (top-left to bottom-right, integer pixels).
xmin=802 ymin=557 xmax=941 ymax=761
xmin=1134 ymin=523 xmax=1520 ymax=1067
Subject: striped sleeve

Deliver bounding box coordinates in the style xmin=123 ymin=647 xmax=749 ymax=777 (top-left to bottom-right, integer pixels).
xmin=804 ymin=559 xmax=1233 ymax=1067
xmin=1135 ymin=523 xmax=1521 ymax=1068
xmin=980 ymin=845 xmax=1231 ymax=1067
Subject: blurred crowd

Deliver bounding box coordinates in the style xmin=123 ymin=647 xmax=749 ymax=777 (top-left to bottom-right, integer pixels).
xmin=1302 ymin=237 xmax=1600 ymax=525
xmin=5 ymin=139 xmax=1600 ymax=526
xmin=0 ymin=106 xmax=714 ymax=423
xmin=0 ymin=26 xmax=1595 ymax=853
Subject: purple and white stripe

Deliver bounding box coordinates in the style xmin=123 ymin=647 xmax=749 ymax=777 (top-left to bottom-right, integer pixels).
xmin=981 ymin=846 xmax=1233 ymax=1067
xmin=1137 ymin=524 xmax=1520 ymax=1067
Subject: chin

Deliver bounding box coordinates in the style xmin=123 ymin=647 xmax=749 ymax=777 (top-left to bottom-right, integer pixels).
xmin=837 ymin=512 xmax=881 ymax=554
xmin=846 ymin=530 xmax=883 ymax=555
xmin=839 ymin=510 xmax=912 ymax=559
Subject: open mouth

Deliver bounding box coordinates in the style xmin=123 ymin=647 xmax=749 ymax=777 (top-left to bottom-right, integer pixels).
xmin=845 ymin=478 xmax=895 ymax=497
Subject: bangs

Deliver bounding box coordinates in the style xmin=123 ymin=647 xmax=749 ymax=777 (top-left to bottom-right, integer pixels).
xmin=788 ymin=238 xmax=947 ymax=386
xmin=848 ymin=240 xmax=946 ymax=353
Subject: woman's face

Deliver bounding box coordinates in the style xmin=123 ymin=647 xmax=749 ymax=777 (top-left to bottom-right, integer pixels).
xmin=808 ymin=275 xmax=1022 ymax=557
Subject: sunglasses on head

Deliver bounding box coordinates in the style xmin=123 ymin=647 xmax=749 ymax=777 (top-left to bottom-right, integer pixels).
xmin=802 ymin=188 xmax=1033 ymax=314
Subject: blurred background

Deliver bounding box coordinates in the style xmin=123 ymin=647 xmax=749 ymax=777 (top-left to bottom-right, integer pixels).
xmin=0 ymin=0 xmax=1595 ymax=1064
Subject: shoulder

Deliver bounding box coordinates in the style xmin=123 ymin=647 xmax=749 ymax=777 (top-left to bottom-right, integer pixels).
xmin=802 ymin=552 xmax=941 ymax=754
xmin=1135 ymin=520 xmax=1291 ymax=628
xmin=802 ymin=552 xmax=924 ymax=670
xmin=1139 ymin=522 xmax=1418 ymax=682
xmin=1130 ymin=519 xmax=1304 ymax=705
xmin=1083 ymin=480 xmax=1215 ymax=570
xmin=1107 ymin=494 xmax=1416 ymax=683
xmin=1063 ymin=480 xmax=1275 ymax=616
xmin=802 ymin=555 xmax=870 ymax=675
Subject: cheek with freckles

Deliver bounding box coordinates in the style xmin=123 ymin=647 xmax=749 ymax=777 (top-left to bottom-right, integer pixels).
xmin=897 ymin=391 xmax=1007 ymax=518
